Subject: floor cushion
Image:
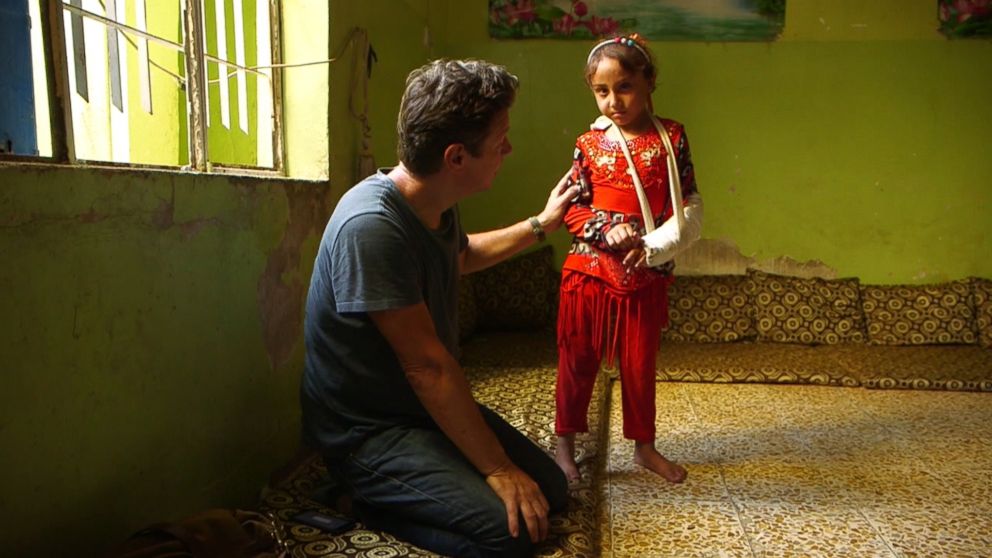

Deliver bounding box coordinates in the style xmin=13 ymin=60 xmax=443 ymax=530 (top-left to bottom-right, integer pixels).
xmin=861 ymin=281 xmax=977 ymax=345
xmin=657 ymin=341 xmax=861 ymax=387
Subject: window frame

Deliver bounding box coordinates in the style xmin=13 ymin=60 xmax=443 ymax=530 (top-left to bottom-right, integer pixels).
xmin=0 ymin=0 xmax=285 ymax=176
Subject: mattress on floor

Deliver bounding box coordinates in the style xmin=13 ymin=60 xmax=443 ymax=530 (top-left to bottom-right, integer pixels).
xmin=831 ymin=344 xmax=992 ymax=391
xmin=657 ymin=341 xmax=992 ymax=392
xmin=657 ymin=341 xmax=862 ymax=387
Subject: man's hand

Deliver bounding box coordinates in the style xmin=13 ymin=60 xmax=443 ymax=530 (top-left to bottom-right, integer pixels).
xmin=605 ymin=223 xmax=641 ymax=252
xmin=485 ymin=461 xmax=551 ymax=543
xmin=535 ymin=171 xmax=581 ymax=234
xmin=622 ymin=246 xmax=647 ymax=272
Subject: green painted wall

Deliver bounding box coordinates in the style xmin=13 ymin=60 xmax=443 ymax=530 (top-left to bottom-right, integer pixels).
xmin=0 ymin=2 xmax=428 ymax=555
xmin=436 ymin=0 xmax=992 ymax=284
xmin=285 ymin=0 xmax=434 ymax=186
xmin=0 ymin=164 xmax=332 ymax=554
xmin=203 ymin=0 xmax=260 ymax=166
xmin=326 ymin=0 xmax=435 ymax=206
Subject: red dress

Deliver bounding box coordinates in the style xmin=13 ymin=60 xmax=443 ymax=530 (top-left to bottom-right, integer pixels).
xmin=556 ymin=118 xmax=698 ymax=441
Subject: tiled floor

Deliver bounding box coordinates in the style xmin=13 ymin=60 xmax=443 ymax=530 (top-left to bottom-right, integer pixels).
xmin=600 ymin=382 xmax=992 ymax=557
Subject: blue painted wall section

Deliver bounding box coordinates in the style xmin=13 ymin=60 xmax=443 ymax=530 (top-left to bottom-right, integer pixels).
xmin=0 ymin=0 xmax=39 ymax=155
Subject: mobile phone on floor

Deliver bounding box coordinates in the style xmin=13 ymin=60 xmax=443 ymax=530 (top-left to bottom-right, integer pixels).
xmin=291 ymin=510 xmax=357 ymax=534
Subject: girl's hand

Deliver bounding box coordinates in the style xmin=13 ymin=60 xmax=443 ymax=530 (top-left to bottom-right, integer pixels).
xmin=605 ymin=223 xmax=640 ymax=252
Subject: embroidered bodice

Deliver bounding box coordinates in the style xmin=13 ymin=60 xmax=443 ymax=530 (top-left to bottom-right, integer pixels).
xmin=562 ymin=117 xmax=698 ymax=290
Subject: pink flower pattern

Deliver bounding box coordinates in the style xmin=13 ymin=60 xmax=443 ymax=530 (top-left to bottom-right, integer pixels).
xmin=490 ymin=0 xmax=621 ymax=38
xmin=938 ymin=0 xmax=992 ymax=36
xmin=553 ymin=13 xmax=579 ymax=36
xmin=581 ymin=15 xmax=620 ymax=36
xmin=501 ymin=0 xmax=536 ymax=26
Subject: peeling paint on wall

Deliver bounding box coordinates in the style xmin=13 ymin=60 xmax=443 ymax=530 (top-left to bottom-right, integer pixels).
xmin=677 ymin=237 xmax=838 ymax=279
xmin=256 ymin=182 xmax=333 ymax=370
xmin=1 ymin=165 xmax=217 ymax=237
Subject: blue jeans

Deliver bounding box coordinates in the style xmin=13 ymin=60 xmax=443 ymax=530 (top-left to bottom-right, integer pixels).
xmin=335 ymin=405 xmax=568 ymax=557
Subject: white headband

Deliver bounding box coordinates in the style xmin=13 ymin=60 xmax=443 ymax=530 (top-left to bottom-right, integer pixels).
xmin=587 ymin=36 xmax=650 ymax=64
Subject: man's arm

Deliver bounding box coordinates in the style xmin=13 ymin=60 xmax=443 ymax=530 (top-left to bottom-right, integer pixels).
xmin=368 ymin=303 xmax=551 ymax=543
xmin=459 ymin=172 xmax=579 ymax=275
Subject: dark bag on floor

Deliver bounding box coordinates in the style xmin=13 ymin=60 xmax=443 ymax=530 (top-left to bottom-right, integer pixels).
xmin=104 ymin=508 xmax=288 ymax=558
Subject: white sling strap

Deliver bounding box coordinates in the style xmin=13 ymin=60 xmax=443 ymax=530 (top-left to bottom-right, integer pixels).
xmin=604 ymin=115 xmax=685 ymax=233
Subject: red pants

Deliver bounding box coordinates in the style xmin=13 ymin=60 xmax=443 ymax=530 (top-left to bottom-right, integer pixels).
xmin=555 ymin=271 xmax=668 ymax=442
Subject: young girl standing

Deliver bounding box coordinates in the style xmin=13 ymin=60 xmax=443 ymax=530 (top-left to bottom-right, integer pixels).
xmin=555 ymin=35 xmax=703 ymax=483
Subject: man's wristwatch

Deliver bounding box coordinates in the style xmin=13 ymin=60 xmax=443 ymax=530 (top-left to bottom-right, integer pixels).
xmin=527 ymin=216 xmax=546 ymax=242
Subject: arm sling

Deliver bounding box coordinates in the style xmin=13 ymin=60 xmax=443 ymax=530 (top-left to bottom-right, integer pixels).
xmin=599 ymin=115 xmax=702 ymax=267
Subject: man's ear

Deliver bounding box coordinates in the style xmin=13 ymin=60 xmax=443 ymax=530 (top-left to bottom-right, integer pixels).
xmin=443 ymin=143 xmax=466 ymax=169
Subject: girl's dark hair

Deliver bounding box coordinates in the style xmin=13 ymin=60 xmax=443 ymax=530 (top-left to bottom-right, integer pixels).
xmin=396 ymin=59 xmax=519 ymax=176
xmin=584 ymin=35 xmax=656 ymax=89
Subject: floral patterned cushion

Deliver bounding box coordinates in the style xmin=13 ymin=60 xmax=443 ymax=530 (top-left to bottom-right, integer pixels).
xmin=657 ymin=341 xmax=861 ymax=387
xmin=747 ymin=270 xmax=866 ymax=345
xmin=831 ymin=344 xmax=992 ymax=391
xmin=663 ymin=274 xmax=756 ymax=342
xmin=472 ymin=245 xmax=558 ymax=331
xmin=860 ymin=281 xmax=977 ymax=345
xmin=971 ymin=277 xmax=992 ymax=349
xmin=259 ymin=453 xmax=439 ymax=557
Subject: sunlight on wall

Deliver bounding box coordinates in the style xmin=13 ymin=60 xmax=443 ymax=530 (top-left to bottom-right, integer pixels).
xmin=64 ymin=0 xmax=114 ymax=161
xmin=282 ymin=0 xmax=330 ymax=180
xmin=255 ymin=0 xmax=273 ymax=167
xmin=27 ymin=0 xmax=52 ymax=156
xmin=128 ymin=0 xmax=185 ymax=166
xmin=47 ymin=0 xmax=275 ymax=168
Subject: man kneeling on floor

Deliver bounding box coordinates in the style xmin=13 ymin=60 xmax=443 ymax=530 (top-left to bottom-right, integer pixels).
xmin=300 ymin=59 xmax=578 ymax=557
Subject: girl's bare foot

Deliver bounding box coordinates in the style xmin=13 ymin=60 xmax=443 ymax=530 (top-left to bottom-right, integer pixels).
xmin=634 ymin=442 xmax=687 ymax=483
xmin=555 ymin=434 xmax=581 ymax=482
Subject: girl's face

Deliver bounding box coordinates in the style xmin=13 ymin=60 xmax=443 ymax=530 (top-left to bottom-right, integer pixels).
xmin=589 ymin=56 xmax=653 ymax=134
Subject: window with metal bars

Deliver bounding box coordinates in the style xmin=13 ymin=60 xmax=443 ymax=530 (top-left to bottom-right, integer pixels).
xmin=0 ymin=0 xmax=284 ymax=173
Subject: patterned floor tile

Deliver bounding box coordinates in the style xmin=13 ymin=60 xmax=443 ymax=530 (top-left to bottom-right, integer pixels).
xmin=856 ymin=389 xmax=992 ymax=424
xmin=861 ymin=504 xmax=992 ymax=557
xmin=838 ymin=463 xmax=961 ymax=509
xmin=737 ymin=502 xmax=895 ymax=557
xmin=684 ymin=384 xmax=789 ymax=418
xmin=926 ymin=441 xmax=992 ymax=474
xmin=901 ymin=466 xmax=992 ymax=511
xmin=602 ymin=381 xmax=992 ymax=557
xmin=721 ymin=460 xmax=852 ymax=506
xmin=798 ymin=433 xmax=897 ymax=457
xmin=608 ymin=501 xmax=752 ymax=558
xmin=694 ymin=430 xmax=815 ymax=464
xmin=607 ymin=463 xmax=730 ymax=505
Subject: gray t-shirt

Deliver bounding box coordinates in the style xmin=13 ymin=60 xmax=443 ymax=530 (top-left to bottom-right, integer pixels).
xmin=301 ymin=171 xmax=468 ymax=463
